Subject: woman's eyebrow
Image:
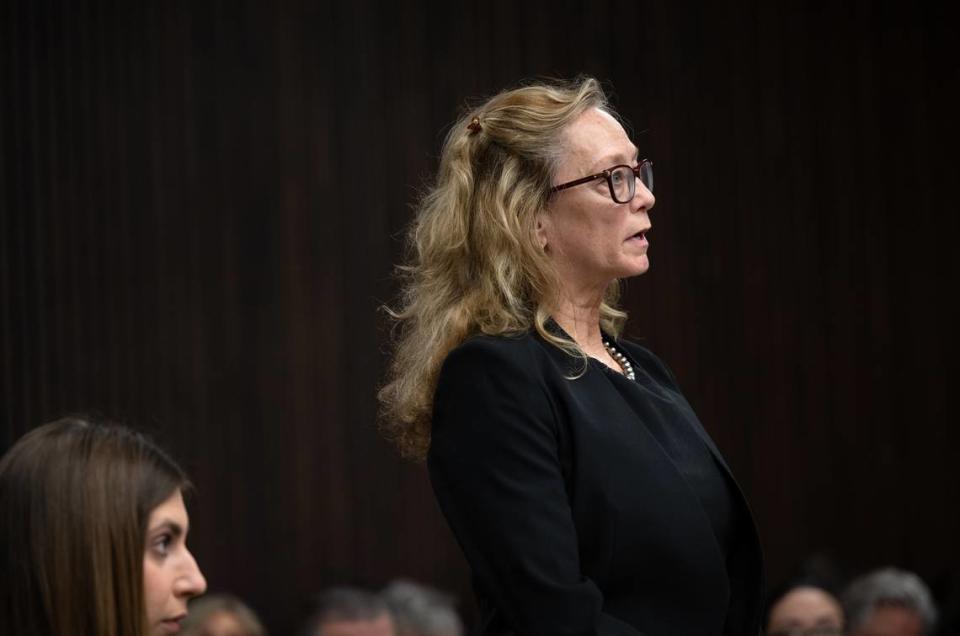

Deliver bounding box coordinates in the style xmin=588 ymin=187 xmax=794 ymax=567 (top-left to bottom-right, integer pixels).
xmin=590 ymin=145 xmax=640 ymax=172
xmin=149 ymin=520 xmax=185 ymax=537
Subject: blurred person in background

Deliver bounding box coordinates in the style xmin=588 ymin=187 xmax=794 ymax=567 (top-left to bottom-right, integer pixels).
xmin=764 ymin=575 xmax=845 ymax=636
xmin=843 ymin=567 xmax=937 ymax=636
xmin=301 ymin=586 xmax=395 ymax=636
xmin=0 ymin=416 xmax=207 ymax=636
xmin=182 ymin=593 xmax=266 ymax=636
xmin=381 ymin=579 xmax=463 ymax=636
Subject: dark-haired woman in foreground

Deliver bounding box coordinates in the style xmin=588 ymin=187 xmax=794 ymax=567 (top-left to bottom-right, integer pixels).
xmin=0 ymin=416 xmax=207 ymax=635
xmin=380 ymin=77 xmax=763 ymax=635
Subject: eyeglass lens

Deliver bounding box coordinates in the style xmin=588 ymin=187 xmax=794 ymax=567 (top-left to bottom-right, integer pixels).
xmin=610 ymin=163 xmax=654 ymax=203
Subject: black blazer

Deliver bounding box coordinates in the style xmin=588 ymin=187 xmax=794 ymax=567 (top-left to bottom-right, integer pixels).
xmin=428 ymin=331 xmax=763 ymax=636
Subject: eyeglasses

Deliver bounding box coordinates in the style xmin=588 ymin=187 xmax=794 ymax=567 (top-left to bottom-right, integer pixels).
xmin=767 ymin=626 xmax=844 ymax=636
xmin=550 ymin=159 xmax=654 ymax=204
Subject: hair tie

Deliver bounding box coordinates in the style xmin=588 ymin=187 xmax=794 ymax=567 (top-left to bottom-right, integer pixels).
xmin=467 ymin=116 xmax=482 ymax=134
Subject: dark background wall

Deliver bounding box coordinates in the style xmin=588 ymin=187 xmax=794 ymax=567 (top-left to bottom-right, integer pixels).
xmin=2 ymin=1 xmax=958 ymax=632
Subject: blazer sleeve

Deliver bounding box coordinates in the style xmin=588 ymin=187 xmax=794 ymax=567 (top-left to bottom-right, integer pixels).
xmin=428 ymin=339 xmax=646 ymax=636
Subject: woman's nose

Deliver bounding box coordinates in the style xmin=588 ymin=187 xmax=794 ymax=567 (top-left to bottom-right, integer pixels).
xmin=175 ymin=548 xmax=208 ymax=598
xmin=634 ymin=178 xmax=655 ymax=211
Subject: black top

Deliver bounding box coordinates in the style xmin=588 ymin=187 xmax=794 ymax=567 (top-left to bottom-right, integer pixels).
xmin=428 ymin=330 xmax=763 ymax=636
xmin=611 ymin=343 xmax=740 ymax=575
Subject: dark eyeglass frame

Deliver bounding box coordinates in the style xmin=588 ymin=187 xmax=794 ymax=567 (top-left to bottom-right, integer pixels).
xmin=550 ymin=159 xmax=654 ymax=204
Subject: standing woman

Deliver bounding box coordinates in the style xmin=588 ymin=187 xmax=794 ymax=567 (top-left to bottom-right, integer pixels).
xmin=379 ymin=77 xmax=763 ymax=635
xmin=0 ymin=416 xmax=208 ymax=635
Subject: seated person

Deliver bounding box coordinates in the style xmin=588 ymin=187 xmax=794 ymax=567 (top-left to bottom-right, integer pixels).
xmin=302 ymin=587 xmax=395 ymax=636
xmin=381 ymin=579 xmax=463 ymax=636
xmin=182 ymin=593 xmax=266 ymax=636
xmin=0 ymin=416 xmax=207 ymax=635
xmin=764 ymin=575 xmax=845 ymax=636
xmin=843 ymin=567 xmax=938 ymax=636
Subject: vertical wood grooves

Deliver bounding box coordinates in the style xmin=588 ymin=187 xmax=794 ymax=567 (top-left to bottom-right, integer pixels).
xmin=2 ymin=2 xmax=958 ymax=632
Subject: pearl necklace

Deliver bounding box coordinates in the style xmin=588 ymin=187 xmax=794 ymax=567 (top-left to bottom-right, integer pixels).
xmin=602 ymin=339 xmax=636 ymax=381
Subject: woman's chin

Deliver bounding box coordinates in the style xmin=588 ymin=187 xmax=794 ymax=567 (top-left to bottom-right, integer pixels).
xmin=620 ymin=257 xmax=649 ymax=278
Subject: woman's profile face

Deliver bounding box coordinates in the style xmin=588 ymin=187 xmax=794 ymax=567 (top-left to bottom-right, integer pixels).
xmin=538 ymin=107 xmax=655 ymax=293
xmin=143 ymin=489 xmax=207 ymax=635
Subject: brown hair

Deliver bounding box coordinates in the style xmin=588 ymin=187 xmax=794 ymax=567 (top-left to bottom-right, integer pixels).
xmin=379 ymin=77 xmax=626 ymax=461
xmin=0 ymin=416 xmax=189 ymax=636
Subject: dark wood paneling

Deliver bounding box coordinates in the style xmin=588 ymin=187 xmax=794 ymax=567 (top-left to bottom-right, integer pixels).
xmin=3 ymin=1 xmax=958 ymax=631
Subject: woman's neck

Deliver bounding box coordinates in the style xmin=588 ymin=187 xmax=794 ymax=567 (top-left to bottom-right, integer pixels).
xmin=550 ymin=283 xmax=628 ymax=376
xmin=550 ymin=285 xmax=607 ymax=355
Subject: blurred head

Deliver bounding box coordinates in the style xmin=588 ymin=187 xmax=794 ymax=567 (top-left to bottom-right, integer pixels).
xmin=381 ymin=76 xmax=640 ymax=460
xmin=181 ymin=593 xmax=266 ymax=636
xmin=302 ymin=587 xmax=395 ymax=636
xmin=0 ymin=416 xmax=206 ymax=636
xmin=381 ymin=579 xmax=463 ymax=636
xmin=765 ymin=584 xmax=844 ymax=636
xmin=843 ymin=568 xmax=937 ymax=636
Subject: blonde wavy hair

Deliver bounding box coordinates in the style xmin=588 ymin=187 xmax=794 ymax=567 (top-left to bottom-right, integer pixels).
xmin=379 ymin=77 xmax=627 ymax=461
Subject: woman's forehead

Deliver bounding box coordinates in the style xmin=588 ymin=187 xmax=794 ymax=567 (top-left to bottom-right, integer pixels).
xmin=148 ymin=489 xmax=189 ymax=529
xmin=562 ymin=108 xmax=637 ymax=174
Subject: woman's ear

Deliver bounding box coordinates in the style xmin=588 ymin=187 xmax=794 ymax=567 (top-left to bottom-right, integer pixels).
xmin=535 ymin=211 xmax=549 ymax=250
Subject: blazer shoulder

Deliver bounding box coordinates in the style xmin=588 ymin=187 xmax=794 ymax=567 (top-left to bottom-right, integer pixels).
xmin=431 ymin=332 xmax=561 ymax=446
xmin=442 ymin=332 xmax=548 ymax=375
